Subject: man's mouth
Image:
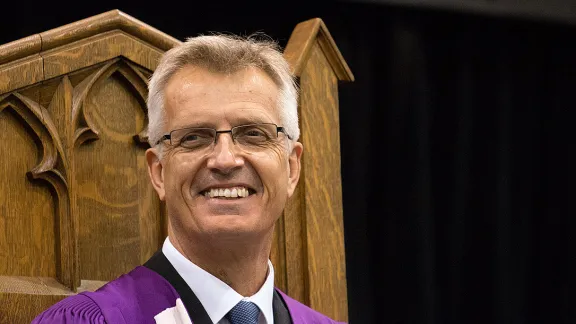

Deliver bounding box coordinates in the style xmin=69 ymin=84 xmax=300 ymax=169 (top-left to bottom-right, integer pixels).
xmin=200 ymin=186 xmax=256 ymax=199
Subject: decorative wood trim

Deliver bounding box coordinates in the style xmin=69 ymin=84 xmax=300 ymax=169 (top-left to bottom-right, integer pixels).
xmin=14 ymin=93 xmax=68 ymax=180
xmin=0 ymin=10 xmax=180 ymax=65
xmin=40 ymin=10 xmax=181 ymax=52
xmin=0 ymin=55 xmax=44 ymax=95
xmin=71 ymin=58 xmax=149 ymax=148
xmin=0 ymin=35 xmax=42 ymax=65
xmin=124 ymin=60 xmax=151 ymax=147
xmin=0 ymin=10 xmax=181 ymax=95
xmin=42 ymin=31 xmax=165 ymax=81
xmin=284 ymin=18 xmax=354 ymax=81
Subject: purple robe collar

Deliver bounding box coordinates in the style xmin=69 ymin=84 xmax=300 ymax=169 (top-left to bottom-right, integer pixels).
xmin=32 ymin=266 xmax=345 ymax=323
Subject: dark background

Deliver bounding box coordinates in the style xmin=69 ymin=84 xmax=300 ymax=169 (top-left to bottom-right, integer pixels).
xmin=2 ymin=1 xmax=576 ymax=323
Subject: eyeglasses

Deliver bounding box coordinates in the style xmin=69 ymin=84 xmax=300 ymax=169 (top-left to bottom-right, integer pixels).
xmin=156 ymin=123 xmax=292 ymax=152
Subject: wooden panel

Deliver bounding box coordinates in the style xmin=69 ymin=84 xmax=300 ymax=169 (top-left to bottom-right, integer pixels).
xmin=270 ymin=215 xmax=287 ymax=293
xmin=0 ymin=91 xmax=74 ymax=324
xmin=300 ymin=43 xmax=348 ymax=321
xmin=72 ymin=61 xmax=161 ymax=281
xmin=283 ymin=179 xmax=308 ymax=304
xmin=282 ymin=17 xmax=352 ymax=321
xmin=0 ymin=104 xmax=56 ymax=278
xmin=0 ymin=10 xmax=178 ymax=323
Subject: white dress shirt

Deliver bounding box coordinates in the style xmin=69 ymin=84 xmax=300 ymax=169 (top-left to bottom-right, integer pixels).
xmin=162 ymin=237 xmax=275 ymax=324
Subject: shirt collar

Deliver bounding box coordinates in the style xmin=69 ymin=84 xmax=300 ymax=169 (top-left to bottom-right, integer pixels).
xmin=162 ymin=237 xmax=275 ymax=324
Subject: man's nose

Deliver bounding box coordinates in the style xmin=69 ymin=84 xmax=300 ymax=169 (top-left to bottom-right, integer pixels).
xmin=206 ymin=133 xmax=244 ymax=173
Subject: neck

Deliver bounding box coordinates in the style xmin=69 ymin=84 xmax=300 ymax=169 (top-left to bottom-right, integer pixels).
xmin=169 ymin=227 xmax=273 ymax=297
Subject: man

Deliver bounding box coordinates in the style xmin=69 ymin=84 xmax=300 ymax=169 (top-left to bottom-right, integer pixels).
xmin=32 ymin=34 xmax=344 ymax=323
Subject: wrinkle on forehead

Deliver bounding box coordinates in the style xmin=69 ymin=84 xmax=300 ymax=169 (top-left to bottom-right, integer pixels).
xmin=166 ymin=65 xmax=278 ymax=103
xmin=164 ymin=65 xmax=281 ymax=128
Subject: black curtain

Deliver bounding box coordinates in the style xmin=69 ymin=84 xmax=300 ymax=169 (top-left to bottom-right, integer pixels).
xmin=335 ymin=4 xmax=576 ymax=323
xmin=2 ymin=1 xmax=576 ymax=323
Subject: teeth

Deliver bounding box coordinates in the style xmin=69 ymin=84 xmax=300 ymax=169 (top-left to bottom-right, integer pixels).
xmin=207 ymin=187 xmax=250 ymax=198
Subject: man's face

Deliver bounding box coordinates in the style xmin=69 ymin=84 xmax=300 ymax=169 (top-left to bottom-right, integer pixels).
xmin=146 ymin=65 xmax=302 ymax=241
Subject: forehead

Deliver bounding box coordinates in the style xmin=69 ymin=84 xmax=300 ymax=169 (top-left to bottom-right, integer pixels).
xmin=163 ymin=65 xmax=280 ymax=127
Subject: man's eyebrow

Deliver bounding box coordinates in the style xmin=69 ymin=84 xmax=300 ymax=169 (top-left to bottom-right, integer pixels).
xmin=234 ymin=116 xmax=273 ymax=125
xmin=170 ymin=116 xmax=274 ymax=130
xmin=171 ymin=123 xmax=214 ymax=130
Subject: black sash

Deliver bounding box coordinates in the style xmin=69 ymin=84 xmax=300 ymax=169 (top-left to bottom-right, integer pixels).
xmin=144 ymin=250 xmax=292 ymax=324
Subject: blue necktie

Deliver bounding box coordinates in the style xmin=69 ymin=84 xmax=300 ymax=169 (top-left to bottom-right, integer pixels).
xmin=225 ymin=301 xmax=260 ymax=324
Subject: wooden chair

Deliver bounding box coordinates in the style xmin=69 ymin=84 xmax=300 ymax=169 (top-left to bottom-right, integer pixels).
xmin=0 ymin=10 xmax=353 ymax=323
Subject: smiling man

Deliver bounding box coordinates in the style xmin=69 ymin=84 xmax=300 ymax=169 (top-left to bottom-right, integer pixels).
xmin=32 ymin=35 xmax=344 ymax=324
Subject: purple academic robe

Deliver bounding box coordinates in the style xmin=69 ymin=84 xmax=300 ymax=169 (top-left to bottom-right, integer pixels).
xmin=31 ymin=266 xmax=345 ymax=324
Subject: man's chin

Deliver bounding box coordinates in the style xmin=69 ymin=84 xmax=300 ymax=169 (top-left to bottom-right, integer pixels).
xmin=197 ymin=223 xmax=266 ymax=241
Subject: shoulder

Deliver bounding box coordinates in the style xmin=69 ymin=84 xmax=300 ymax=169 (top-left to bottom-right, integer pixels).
xmin=276 ymin=289 xmax=347 ymax=324
xmin=31 ymin=294 xmax=105 ymax=323
xmin=33 ymin=266 xmax=180 ymax=324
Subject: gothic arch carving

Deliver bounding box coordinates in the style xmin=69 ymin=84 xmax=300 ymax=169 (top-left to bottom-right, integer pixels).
xmin=72 ymin=58 xmax=150 ymax=147
xmin=0 ymin=93 xmax=68 ymax=190
xmin=0 ymin=92 xmax=75 ymax=290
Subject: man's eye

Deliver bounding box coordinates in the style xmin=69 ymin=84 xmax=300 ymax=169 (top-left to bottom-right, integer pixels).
xmin=245 ymin=130 xmax=267 ymax=137
xmin=182 ymin=134 xmax=200 ymax=142
xmin=178 ymin=131 xmax=213 ymax=148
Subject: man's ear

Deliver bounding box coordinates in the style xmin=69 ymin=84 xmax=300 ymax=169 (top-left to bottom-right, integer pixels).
xmin=287 ymin=142 xmax=303 ymax=198
xmin=146 ymin=148 xmax=166 ymax=201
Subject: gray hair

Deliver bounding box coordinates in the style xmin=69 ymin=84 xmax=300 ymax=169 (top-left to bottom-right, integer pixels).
xmin=147 ymin=34 xmax=300 ymax=150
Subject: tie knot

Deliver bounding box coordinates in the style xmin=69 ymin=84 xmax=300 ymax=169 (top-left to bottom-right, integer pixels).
xmin=226 ymin=301 xmax=260 ymax=324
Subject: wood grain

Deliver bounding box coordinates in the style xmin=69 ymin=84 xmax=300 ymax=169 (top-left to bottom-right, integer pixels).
xmin=42 ymin=31 xmax=165 ymax=80
xmin=0 ymin=99 xmax=57 ymax=278
xmin=0 ymin=35 xmax=41 ymax=65
xmin=281 ymin=18 xmax=354 ymax=321
xmin=270 ymin=216 xmax=288 ymax=293
xmin=0 ymin=275 xmax=72 ymax=323
xmin=0 ymin=275 xmax=73 ymax=323
xmin=0 ymin=55 xmax=44 ymax=94
xmin=0 ymin=91 xmax=75 ymax=323
xmin=0 ymin=58 xmax=160 ymax=322
xmin=283 ymin=178 xmax=308 ymax=304
xmin=72 ymin=60 xmax=159 ymax=281
xmin=299 ymin=43 xmax=348 ymax=321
